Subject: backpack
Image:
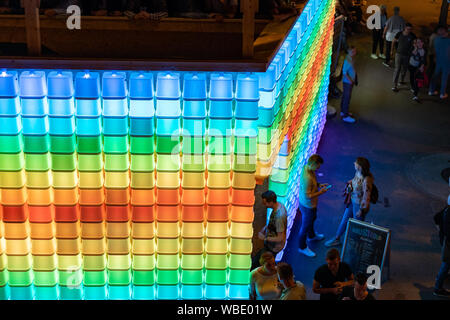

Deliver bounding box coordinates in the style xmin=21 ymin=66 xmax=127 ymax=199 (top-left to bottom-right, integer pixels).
xmin=370 ymin=184 xmax=379 ymax=204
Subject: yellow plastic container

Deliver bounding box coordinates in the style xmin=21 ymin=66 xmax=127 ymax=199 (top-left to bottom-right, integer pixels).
xmin=132 ymin=254 xmax=155 ymax=271
xmin=26 ymin=171 xmax=51 ymax=189
xmin=156 ymin=253 xmax=179 ymax=270
xmin=4 ymin=222 xmax=29 ymax=239
xmin=32 ymin=254 xmax=57 ymax=271
xmin=81 ymin=238 xmax=106 ymax=255
xmin=107 ymin=254 xmax=131 ymax=270
xmin=206 ymin=222 xmax=229 ymax=238
xmin=52 ymin=171 xmax=78 ymax=188
xmin=106 ymin=238 xmax=131 ymax=255
xmin=132 ymin=238 xmax=155 ymax=255
xmin=181 ymin=238 xmax=204 ymax=254
xmin=30 ymin=222 xmax=55 ymax=239
xmin=78 ymin=171 xmax=104 ymax=189
xmin=7 ymin=253 xmax=32 ymax=271
xmin=207 ymin=172 xmax=231 ymax=189
xmin=131 ymin=222 xmax=155 ymax=239
xmin=5 ymin=239 xmax=30 ymax=255
xmin=0 ymin=253 xmax=5 ymax=270
xmin=31 ymin=239 xmax=55 ymax=255
xmin=55 ymin=222 xmax=80 ymax=239
xmin=83 ymin=254 xmax=106 ymax=271
xmin=180 ymin=222 xmax=204 ymax=239
xmin=57 ymin=253 xmax=82 ymax=270
xmin=156 ymin=222 xmax=179 ymax=238
xmin=106 ymin=222 xmax=130 ymax=239
xmin=156 ymin=238 xmax=179 ymax=254
xmin=230 ymin=222 xmax=253 ymax=239
xmin=232 ymin=172 xmax=256 ymax=190
xmin=229 ymin=238 xmax=252 ymax=254
xmin=80 ymin=222 xmax=105 ymax=239
xmin=181 ymin=172 xmax=205 ymax=189
xmin=56 ymin=238 xmax=81 ymax=255
xmin=205 ymin=238 xmax=228 ymax=254
xmin=156 ymin=171 xmax=180 ymax=189
xmin=130 ymin=171 xmax=155 ymax=189
xmin=104 ymin=171 xmax=130 ymax=189
xmin=0 ymin=170 xmax=26 ymax=188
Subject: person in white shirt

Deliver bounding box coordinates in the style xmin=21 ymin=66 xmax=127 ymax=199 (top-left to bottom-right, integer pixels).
xmin=249 ymin=252 xmax=282 ymax=300
xmin=382 ymin=6 xmax=405 ymax=67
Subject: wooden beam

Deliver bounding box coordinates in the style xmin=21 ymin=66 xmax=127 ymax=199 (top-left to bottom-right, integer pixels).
xmin=241 ymin=0 xmax=258 ymax=58
xmin=24 ymin=0 xmax=41 ymax=56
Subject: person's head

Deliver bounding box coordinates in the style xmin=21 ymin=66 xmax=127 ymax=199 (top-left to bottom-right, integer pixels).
xmin=306 ymin=154 xmax=324 ymax=171
xmin=347 ymin=45 xmax=357 ymax=57
xmin=437 ymin=26 xmax=448 ymax=37
xmin=259 ymin=251 xmax=276 ymax=274
xmin=393 ymin=6 xmax=400 ymax=15
xmin=380 ymin=4 xmax=386 ymax=14
xmin=404 ymin=23 xmax=413 ymax=34
xmin=277 ymin=262 xmax=294 ymax=288
xmin=262 ymin=190 xmax=277 ymax=209
xmin=415 ymin=38 xmax=424 ymax=49
xmin=326 ymin=248 xmax=341 ymax=274
xmin=354 ymin=157 xmax=371 ymax=177
xmin=354 ymin=273 xmax=369 ymax=297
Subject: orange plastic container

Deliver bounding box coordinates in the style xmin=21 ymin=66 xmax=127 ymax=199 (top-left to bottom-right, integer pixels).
xmin=106 ymin=205 xmax=130 ymax=222
xmin=206 ymin=188 xmax=230 ymax=206
xmin=181 ymin=189 xmax=205 ymax=206
xmin=106 ymin=222 xmax=130 ymax=239
xmin=31 ymin=239 xmax=56 ymax=255
xmin=2 ymin=205 xmax=27 ymax=222
xmin=231 ymin=189 xmax=255 ymax=206
xmin=81 ymin=239 xmax=106 ymax=255
xmin=1 ymin=188 xmax=27 ymax=206
xmin=80 ymin=205 xmax=105 ymax=222
xmin=181 ymin=205 xmax=204 ymax=222
xmin=3 ymin=222 xmax=29 ymax=239
xmin=53 ymin=188 xmax=78 ymax=206
xmin=56 ymin=238 xmax=81 ymax=255
xmin=27 ymin=188 xmax=53 ymax=206
xmin=79 ymin=188 xmax=104 ymax=206
xmin=29 ymin=222 xmax=54 ymax=239
xmin=105 ymin=188 xmax=130 ymax=205
xmin=131 ymin=188 xmax=155 ymax=206
xmin=80 ymin=222 xmax=105 ymax=239
xmin=131 ymin=222 xmax=155 ymax=239
xmin=54 ymin=205 xmax=79 ymax=222
xmin=156 ymin=205 xmax=180 ymax=222
xmin=28 ymin=205 xmax=53 ymax=223
xmin=131 ymin=205 xmax=155 ymax=222
xmin=55 ymin=222 xmax=80 ymax=239
xmin=156 ymin=188 xmax=180 ymax=205
xmin=206 ymin=205 xmax=229 ymax=222
xmin=230 ymin=206 xmax=254 ymax=223
xmin=106 ymin=238 xmax=131 ymax=255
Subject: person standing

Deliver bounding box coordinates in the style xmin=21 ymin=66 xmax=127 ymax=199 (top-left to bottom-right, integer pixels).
xmin=277 ymin=262 xmax=307 ymax=300
xmin=298 ymin=154 xmax=327 ymax=257
xmin=325 ymin=157 xmax=374 ymax=248
xmin=313 ymin=248 xmax=354 ymax=300
xmin=433 ymin=197 xmax=450 ymax=298
xmin=408 ymin=38 xmax=427 ymax=102
xmin=340 ymin=46 xmax=358 ymax=124
xmin=249 ymin=252 xmax=282 ymax=300
xmin=371 ymin=4 xmax=387 ymax=60
xmin=382 ymin=6 xmax=405 ymax=67
xmin=392 ymin=23 xmax=416 ymax=92
xmin=428 ymin=26 xmax=449 ymax=100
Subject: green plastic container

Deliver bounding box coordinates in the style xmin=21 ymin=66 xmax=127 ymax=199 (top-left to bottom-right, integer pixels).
xmin=82 ymin=255 xmax=107 ymax=271
xmin=78 ymin=154 xmax=103 ymax=172
xmin=8 ymin=270 xmax=33 ymax=287
xmin=83 ymin=270 xmax=107 ymax=286
xmin=130 ymin=136 xmax=154 ymax=154
xmin=156 ymin=136 xmax=180 ymax=154
xmin=229 ymin=269 xmax=250 ymax=285
xmin=0 ymin=153 xmax=24 ymax=171
xmin=205 ymin=269 xmax=227 ymax=285
xmin=156 ymin=269 xmax=179 ymax=285
xmin=180 ymin=270 xmax=203 ymax=285
xmin=108 ymin=269 xmax=132 ymax=286
xmin=51 ymin=153 xmax=77 ymax=171
xmin=205 ymin=254 xmax=227 ymax=270
xmin=133 ymin=270 xmax=155 ymax=286
xmin=234 ymin=137 xmax=257 ymax=155
xmin=228 ymin=254 xmax=251 ymax=270
xmin=76 ymin=136 xmax=102 ymax=154
xmin=156 ymin=154 xmax=180 ymax=172
xmin=207 ymin=154 xmax=231 ymax=172
xmin=0 ymin=270 xmax=8 ymax=287
xmin=58 ymin=269 xmax=82 ymax=287
xmin=182 ymin=154 xmax=206 ymax=172
xmin=182 ymin=136 xmax=206 ymax=154
xmin=49 ymin=135 xmax=76 ymax=154
xmin=0 ymin=134 xmax=22 ymax=153
xmin=33 ymin=270 xmax=58 ymax=287
xmin=180 ymin=254 xmax=204 ymax=270
xmin=232 ymin=154 xmax=257 ymax=173
xmin=23 ymin=135 xmax=49 ymax=153
xmin=104 ymin=153 xmax=129 ymax=171
xmin=103 ymin=135 xmax=128 ymax=154
xmin=208 ymin=136 xmax=231 ymax=155
xmin=25 ymin=153 xmax=51 ymax=171
xmin=130 ymin=154 xmax=155 ymax=172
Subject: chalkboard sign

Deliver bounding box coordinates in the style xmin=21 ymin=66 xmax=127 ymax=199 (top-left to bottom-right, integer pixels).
xmin=341 ymin=219 xmax=390 ymax=281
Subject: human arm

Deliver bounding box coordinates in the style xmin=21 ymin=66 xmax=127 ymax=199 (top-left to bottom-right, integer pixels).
xmin=258 ymin=226 xmax=266 ymax=240
xmin=249 ymin=272 xmax=257 ymax=300
xmin=312 ymin=280 xmax=342 ymax=295
xmin=334 ymin=273 xmax=355 ymax=289
xmin=357 ymin=176 xmax=373 ymax=217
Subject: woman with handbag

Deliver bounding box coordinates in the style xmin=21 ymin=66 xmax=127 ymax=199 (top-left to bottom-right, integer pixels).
xmin=325 ymin=157 xmax=374 ymax=248
xmin=408 ymin=38 xmax=427 ymax=102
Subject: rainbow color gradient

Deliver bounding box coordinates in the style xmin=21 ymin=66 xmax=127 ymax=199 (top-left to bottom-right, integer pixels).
xmin=0 ymin=0 xmax=334 ymax=300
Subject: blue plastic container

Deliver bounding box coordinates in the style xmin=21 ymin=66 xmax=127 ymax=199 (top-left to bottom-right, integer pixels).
xmin=208 ymin=118 xmax=232 ymax=137
xmin=156 ymin=117 xmax=181 ymax=136
xmin=75 ymin=99 xmax=102 ymax=117
xmin=129 ymin=99 xmax=155 ymax=118
xmin=22 ymin=116 xmax=49 ymax=135
xmin=129 ymin=72 xmax=154 ymax=100
xmin=0 ymin=70 xmax=19 ymax=97
xmin=210 ymin=73 xmax=233 ymax=100
xmin=235 ymin=101 xmax=258 ymax=120
xmin=229 ymin=284 xmax=249 ymax=300
xmin=103 ymin=117 xmax=129 ymax=136
xmin=9 ymin=286 xmax=34 ymax=300
xmin=156 ymin=285 xmax=179 ymax=300
xmin=205 ymin=284 xmax=227 ymax=300
xmin=259 ymin=90 xmax=275 ymax=109
xmin=103 ymin=99 xmax=128 ymax=117
xmin=48 ymin=98 xmax=75 ymax=117
xmin=156 ymin=99 xmax=181 ymax=118
xmin=34 ymin=286 xmax=59 ymax=300
xmin=59 ymin=286 xmax=83 ymax=300
xmin=183 ymin=100 xmax=206 ymax=119
xmin=258 ymin=64 xmax=277 ymax=92
xmin=102 ymin=72 xmax=127 ymax=99
xmin=181 ymin=285 xmax=203 ymax=300
xmin=108 ymin=285 xmax=131 ymax=300
xmin=156 ymin=72 xmax=181 ymax=100
xmin=75 ymin=72 xmax=101 ymax=99
xmin=234 ymin=119 xmax=258 ymax=138
xmin=183 ymin=118 xmax=206 ymax=137
xmin=236 ymin=73 xmax=259 ymax=101
xmin=132 ymin=285 xmax=156 ymax=300
xmin=21 ymin=98 xmax=48 ymax=117
xmin=130 ymin=118 xmax=154 ymax=136
xmin=47 ymin=71 xmax=74 ymax=99
xmin=183 ymin=73 xmax=207 ymax=100
xmin=209 ymin=100 xmax=232 ymax=119
xmin=0 ymin=97 xmax=21 ymax=116
xmin=76 ymin=117 xmax=102 ymax=136
xmin=49 ymin=116 xmax=75 ymax=135
xmin=19 ymin=71 xmax=47 ymax=98
xmin=84 ymin=286 xmax=108 ymax=300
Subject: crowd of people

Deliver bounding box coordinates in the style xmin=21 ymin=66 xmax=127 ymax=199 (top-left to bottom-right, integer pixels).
xmin=0 ymin=0 xmax=299 ymax=20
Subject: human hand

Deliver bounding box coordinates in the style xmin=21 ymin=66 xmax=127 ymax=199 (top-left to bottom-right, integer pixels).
xmin=319 ymin=186 xmax=328 ymax=195
xmin=356 ymin=210 xmax=362 ymax=218
xmin=258 ymin=232 xmax=266 ymax=241
xmin=319 ymin=183 xmax=329 ymax=188
xmin=334 ymin=281 xmax=345 ymax=289
xmin=331 ymin=287 xmax=343 ymax=295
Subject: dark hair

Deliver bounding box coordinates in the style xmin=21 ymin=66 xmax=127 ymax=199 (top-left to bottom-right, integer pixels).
xmin=355 ymin=272 xmax=368 ymax=286
xmin=307 ymin=154 xmax=324 ymax=166
xmin=277 ymin=262 xmax=294 ymax=282
xmin=393 ymin=6 xmax=400 ymax=14
xmin=405 ymin=22 xmax=413 ymax=28
xmin=355 ymin=157 xmax=371 ymax=177
xmin=262 ymin=190 xmax=277 ymax=203
xmin=259 ymin=251 xmax=274 ymax=266
xmin=326 ymin=248 xmax=340 ymax=261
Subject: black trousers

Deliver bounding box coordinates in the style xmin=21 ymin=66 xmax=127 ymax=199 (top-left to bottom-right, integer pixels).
xmin=385 ymin=40 xmax=393 ymax=64
xmin=409 ymin=65 xmax=419 ymax=96
xmin=372 ymin=29 xmax=384 ymax=55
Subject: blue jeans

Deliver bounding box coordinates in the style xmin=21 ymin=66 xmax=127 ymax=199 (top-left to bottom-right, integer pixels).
xmin=429 ymin=64 xmax=449 ymax=96
xmin=340 ymin=82 xmax=353 ymax=116
xmin=435 ymin=262 xmax=450 ymax=290
xmin=335 ymin=201 xmax=366 ymax=240
xmin=298 ymin=205 xmax=317 ymax=250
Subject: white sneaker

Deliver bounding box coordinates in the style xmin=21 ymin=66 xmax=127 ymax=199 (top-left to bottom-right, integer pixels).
xmin=440 ymin=93 xmax=448 ymax=99
xmin=379 ymin=54 xmax=386 ymax=59
xmin=342 ymin=116 xmax=356 ymax=123
xmin=412 ymin=96 xmax=419 ymax=102
xmin=428 ymin=91 xmax=438 ymax=96
xmin=298 ymin=247 xmax=316 ymax=257
xmin=370 ymin=54 xmax=378 ymax=59
xmin=308 ymin=233 xmax=325 ymax=241
xmin=325 ymin=238 xmax=341 ymax=247
xmin=382 ymin=62 xmax=390 ymax=68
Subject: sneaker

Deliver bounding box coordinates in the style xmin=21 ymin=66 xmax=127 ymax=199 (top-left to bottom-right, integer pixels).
xmin=428 ymin=91 xmax=438 ymax=96
xmin=379 ymin=54 xmax=386 ymax=59
xmin=440 ymin=93 xmax=448 ymax=99
xmin=392 ymin=86 xmax=399 ymax=92
xmin=433 ymin=289 xmax=450 ymax=298
xmin=308 ymin=233 xmax=325 ymax=241
xmin=340 ymin=112 xmax=353 ymax=117
xmin=382 ymin=62 xmax=390 ymax=68
xmin=325 ymin=238 xmax=341 ymax=247
xmin=410 ymin=88 xmax=415 ymax=93
xmin=370 ymin=54 xmax=378 ymax=59
xmin=298 ymin=247 xmax=316 ymax=257
xmin=412 ymin=96 xmax=419 ymax=102
xmin=342 ymin=116 xmax=356 ymax=123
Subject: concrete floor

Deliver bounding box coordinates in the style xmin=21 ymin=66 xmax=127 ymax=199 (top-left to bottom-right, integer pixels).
xmin=252 ymin=2 xmax=450 ymax=300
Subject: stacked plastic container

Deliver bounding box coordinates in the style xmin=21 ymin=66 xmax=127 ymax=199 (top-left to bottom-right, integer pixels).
xmin=129 ymin=72 xmax=156 ymax=299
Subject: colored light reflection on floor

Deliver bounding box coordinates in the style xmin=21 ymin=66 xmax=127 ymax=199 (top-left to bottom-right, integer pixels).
xmin=0 ymin=0 xmax=334 ymax=300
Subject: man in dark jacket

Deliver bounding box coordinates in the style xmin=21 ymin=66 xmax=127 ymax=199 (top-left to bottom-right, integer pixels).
xmin=433 ymin=196 xmax=450 ymax=298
